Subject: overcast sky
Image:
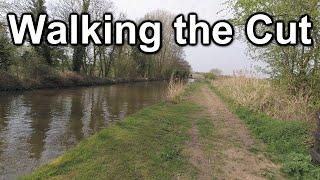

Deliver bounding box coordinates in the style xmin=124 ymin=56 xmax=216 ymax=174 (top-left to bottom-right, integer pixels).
xmin=113 ymin=0 xmax=255 ymax=74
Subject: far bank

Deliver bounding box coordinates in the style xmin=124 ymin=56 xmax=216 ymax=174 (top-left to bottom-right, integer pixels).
xmin=0 ymin=67 xmax=168 ymax=92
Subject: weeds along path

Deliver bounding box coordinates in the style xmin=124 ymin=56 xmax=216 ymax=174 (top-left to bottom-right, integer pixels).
xmin=189 ymin=85 xmax=284 ymax=180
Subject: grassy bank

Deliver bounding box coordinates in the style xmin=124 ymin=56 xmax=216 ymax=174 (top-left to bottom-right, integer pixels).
xmin=22 ymin=84 xmax=204 ymax=179
xmin=209 ymin=81 xmax=320 ymax=179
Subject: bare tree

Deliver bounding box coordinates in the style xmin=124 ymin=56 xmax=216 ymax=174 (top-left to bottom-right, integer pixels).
xmin=50 ymin=0 xmax=114 ymax=73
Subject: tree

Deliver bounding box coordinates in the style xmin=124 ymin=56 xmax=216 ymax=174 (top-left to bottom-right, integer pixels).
xmin=229 ymin=0 xmax=320 ymax=97
xmin=51 ymin=0 xmax=113 ymax=73
xmin=0 ymin=0 xmax=189 ymax=80
xmin=210 ymin=68 xmax=222 ymax=76
xmin=71 ymin=0 xmax=89 ymax=72
xmin=136 ymin=10 xmax=190 ymax=79
xmin=30 ymin=0 xmax=53 ymax=65
xmin=0 ymin=24 xmax=14 ymax=71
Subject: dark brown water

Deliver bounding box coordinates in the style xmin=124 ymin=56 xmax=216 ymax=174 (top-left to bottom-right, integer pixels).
xmin=0 ymin=81 xmax=167 ymax=179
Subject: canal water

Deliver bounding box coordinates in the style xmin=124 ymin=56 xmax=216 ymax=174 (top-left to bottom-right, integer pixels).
xmin=0 ymin=81 xmax=168 ymax=179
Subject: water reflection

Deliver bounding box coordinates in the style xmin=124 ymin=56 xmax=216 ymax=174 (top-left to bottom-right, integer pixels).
xmin=0 ymin=81 xmax=167 ymax=179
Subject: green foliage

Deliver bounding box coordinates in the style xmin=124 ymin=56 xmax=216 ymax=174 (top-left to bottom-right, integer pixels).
xmin=229 ymin=0 xmax=320 ymax=98
xmin=0 ymin=27 xmax=14 ymax=71
xmin=282 ymin=153 xmax=320 ymax=179
xmin=234 ymin=106 xmax=310 ymax=156
xmin=160 ymin=145 xmax=183 ymax=161
xmin=173 ymin=69 xmax=191 ymax=79
xmin=204 ymin=73 xmax=216 ymax=80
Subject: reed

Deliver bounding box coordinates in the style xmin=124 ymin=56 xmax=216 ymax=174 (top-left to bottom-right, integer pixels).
xmin=213 ymin=75 xmax=315 ymax=122
xmin=166 ymin=77 xmax=185 ymax=104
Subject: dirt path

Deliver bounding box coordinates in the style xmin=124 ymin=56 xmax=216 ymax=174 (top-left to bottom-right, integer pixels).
xmin=187 ymin=85 xmax=283 ymax=180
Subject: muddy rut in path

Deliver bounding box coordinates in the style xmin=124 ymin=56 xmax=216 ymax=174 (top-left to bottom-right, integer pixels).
xmin=186 ymin=85 xmax=283 ymax=180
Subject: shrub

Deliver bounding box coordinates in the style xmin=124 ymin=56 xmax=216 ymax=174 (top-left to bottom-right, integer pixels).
xmin=282 ymin=153 xmax=320 ymax=179
xmin=204 ymin=73 xmax=216 ymax=80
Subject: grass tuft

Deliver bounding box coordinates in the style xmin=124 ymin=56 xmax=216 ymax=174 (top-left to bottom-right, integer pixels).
xmin=166 ymin=78 xmax=186 ymax=104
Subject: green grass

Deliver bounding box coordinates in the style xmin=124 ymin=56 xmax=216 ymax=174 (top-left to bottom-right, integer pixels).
xmin=22 ymin=101 xmax=202 ymax=180
xmin=196 ymin=117 xmax=215 ymax=139
xmin=209 ymin=83 xmax=320 ymax=180
xmin=196 ymin=116 xmax=217 ymax=155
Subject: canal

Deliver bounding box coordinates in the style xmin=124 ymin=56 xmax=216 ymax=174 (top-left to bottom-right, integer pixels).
xmin=0 ymin=81 xmax=168 ymax=179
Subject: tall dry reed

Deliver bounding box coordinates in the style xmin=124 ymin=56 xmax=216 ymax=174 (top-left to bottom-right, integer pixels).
xmin=166 ymin=77 xmax=185 ymax=104
xmin=213 ymin=75 xmax=315 ymax=122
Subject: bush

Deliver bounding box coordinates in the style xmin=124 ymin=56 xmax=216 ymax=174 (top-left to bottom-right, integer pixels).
xmin=204 ymin=73 xmax=216 ymax=80
xmin=282 ymin=153 xmax=320 ymax=179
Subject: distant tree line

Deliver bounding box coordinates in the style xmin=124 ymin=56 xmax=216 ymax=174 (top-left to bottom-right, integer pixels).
xmin=0 ymin=0 xmax=191 ymax=81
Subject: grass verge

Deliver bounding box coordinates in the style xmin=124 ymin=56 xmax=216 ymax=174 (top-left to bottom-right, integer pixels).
xmin=22 ymin=85 xmax=203 ymax=180
xmin=209 ymin=82 xmax=320 ymax=180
